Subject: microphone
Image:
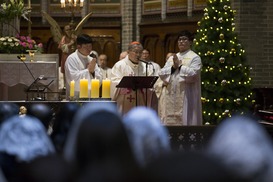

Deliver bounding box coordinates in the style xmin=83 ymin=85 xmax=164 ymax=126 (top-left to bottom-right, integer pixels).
xmin=89 ymin=52 xmax=97 ymax=59
xmin=89 ymin=52 xmax=98 ymax=65
xmin=17 ymin=55 xmax=43 ymax=101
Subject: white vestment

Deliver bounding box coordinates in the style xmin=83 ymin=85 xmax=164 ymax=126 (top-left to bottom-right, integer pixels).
xmin=147 ymin=61 xmax=161 ymax=113
xmin=111 ymin=56 xmax=153 ymax=114
xmin=158 ymin=50 xmax=202 ymax=125
xmin=100 ymin=67 xmax=112 ymax=79
xmin=65 ymin=50 xmax=102 ymax=99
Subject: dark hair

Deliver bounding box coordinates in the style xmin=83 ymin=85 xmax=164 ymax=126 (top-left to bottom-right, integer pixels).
xmin=77 ymin=34 xmax=93 ymax=45
xmin=178 ymin=30 xmax=193 ymax=41
xmin=142 ymin=48 xmax=150 ymax=54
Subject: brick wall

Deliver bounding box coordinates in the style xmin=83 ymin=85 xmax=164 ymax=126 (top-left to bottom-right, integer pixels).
xmin=232 ymin=0 xmax=273 ymax=88
xmin=121 ymin=0 xmax=142 ymax=52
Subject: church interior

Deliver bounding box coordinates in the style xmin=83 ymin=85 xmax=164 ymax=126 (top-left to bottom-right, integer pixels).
xmin=0 ymin=0 xmax=273 ymax=180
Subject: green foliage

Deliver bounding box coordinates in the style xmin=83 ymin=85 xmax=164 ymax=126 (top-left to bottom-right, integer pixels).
xmin=192 ymin=0 xmax=254 ymax=125
xmin=0 ymin=0 xmax=30 ymax=20
xmin=0 ymin=0 xmax=30 ymax=33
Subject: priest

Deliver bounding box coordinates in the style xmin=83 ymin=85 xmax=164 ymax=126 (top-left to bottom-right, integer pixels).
xmin=111 ymin=41 xmax=154 ymax=114
xmin=65 ymin=34 xmax=102 ymax=100
xmin=158 ymin=30 xmax=202 ymax=125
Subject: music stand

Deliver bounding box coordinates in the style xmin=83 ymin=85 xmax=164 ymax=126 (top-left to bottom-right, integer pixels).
xmin=25 ymin=75 xmax=54 ymax=101
xmin=116 ymin=76 xmax=158 ymax=106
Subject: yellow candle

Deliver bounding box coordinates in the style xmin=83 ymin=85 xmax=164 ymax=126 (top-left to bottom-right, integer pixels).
xmin=79 ymin=78 xmax=88 ymax=98
xmin=91 ymin=79 xmax=100 ymax=98
xmin=70 ymin=80 xmax=75 ymax=97
xmin=102 ymin=79 xmax=111 ymax=98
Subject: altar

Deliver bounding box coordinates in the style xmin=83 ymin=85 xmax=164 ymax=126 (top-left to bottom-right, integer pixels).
xmin=0 ymin=54 xmax=59 ymax=101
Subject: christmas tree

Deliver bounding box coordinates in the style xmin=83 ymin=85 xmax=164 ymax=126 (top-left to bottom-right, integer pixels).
xmin=192 ymin=0 xmax=254 ymax=125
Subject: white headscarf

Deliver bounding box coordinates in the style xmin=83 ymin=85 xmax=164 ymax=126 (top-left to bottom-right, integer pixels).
xmin=63 ymin=102 xmax=120 ymax=161
xmin=207 ymin=116 xmax=273 ymax=181
xmin=0 ymin=115 xmax=55 ymax=162
xmin=123 ymin=106 xmax=171 ymax=167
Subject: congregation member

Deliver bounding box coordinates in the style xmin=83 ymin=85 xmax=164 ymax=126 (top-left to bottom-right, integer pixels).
xmin=0 ymin=115 xmax=55 ymax=181
xmin=123 ymin=107 xmax=171 ymax=168
xmin=63 ymin=102 xmax=140 ymax=181
xmin=98 ymin=54 xmax=112 ymax=79
xmin=158 ymin=30 xmax=202 ymax=125
xmin=51 ymin=103 xmax=80 ymax=154
xmin=111 ymin=41 xmax=154 ymax=114
xmin=207 ymin=115 xmax=273 ymax=181
xmin=65 ymin=34 xmax=102 ymax=99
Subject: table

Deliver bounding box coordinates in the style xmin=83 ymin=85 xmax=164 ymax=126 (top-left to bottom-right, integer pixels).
xmin=0 ymin=54 xmax=59 ymax=101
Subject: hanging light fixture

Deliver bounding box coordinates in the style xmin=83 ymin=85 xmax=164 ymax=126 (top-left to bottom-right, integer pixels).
xmin=60 ymin=0 xmax=84 ymax=25
xmin=60 ymin=0 xmax=84 ymax=8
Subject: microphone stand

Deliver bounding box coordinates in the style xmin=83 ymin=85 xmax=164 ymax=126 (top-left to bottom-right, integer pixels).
xmin=18 ymin=55 xmax=42 ymax=100
xmin=139 ymin=59 xmax=153 ymax=107
xmin=18 ymin=56 xmax=36 ymax=80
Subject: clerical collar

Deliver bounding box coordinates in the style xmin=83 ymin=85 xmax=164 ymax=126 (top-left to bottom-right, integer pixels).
xmin=129 ymin=59 xmax=138 ymax=65
xmin=77 ymin=50 xmax=88 ymax=59
xmin=179 ymin=49 xmax=190 ymax=56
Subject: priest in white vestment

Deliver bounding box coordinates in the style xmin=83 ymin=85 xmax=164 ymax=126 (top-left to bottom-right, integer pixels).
xmin=98 ymin=54 xmax=112 ymax=79
xmin=65 ymin=34 xmax=102 ymax=99
xmin=141 ymin=48 xmax=161 ymax=113
xmin=158 ymin=30 xmax=202 ymax=125
xmin=111 ymin=42 xmax=153 ymax=114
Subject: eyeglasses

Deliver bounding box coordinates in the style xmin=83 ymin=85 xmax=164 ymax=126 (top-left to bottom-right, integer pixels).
xmin=82 ymin=44 xmax=92 ymax=48
xmin=131 ymin=50 xmax=142 ymax=55
xmin=178 ymin=37 xmax=189 ymax=42
xmin=142 ymin=52 xmax=149 ymax=55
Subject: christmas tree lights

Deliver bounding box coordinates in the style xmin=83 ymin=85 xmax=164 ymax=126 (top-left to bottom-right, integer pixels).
xmin=192 ymin=0 xmax=254 ymax=124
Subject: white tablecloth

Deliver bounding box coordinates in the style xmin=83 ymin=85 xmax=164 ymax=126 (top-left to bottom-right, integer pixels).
xmin=0 ymin=54 xmax=59 ymax=100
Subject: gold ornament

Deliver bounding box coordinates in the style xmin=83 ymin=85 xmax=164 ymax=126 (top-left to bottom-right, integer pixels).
xmin=209 ymin=67 xmax=214 ymax=72
xmin=221 ymin=80 xmax=227 ymax=86
xmin=219 ymin=57 xmax=225 ymax=63
xmin=219 ymin=33 xmax=224 ymax=39
xmin=219 ymin=98 xmax=224 ymax=103
xmin=222 ymin=110 xmax=230 ymax=115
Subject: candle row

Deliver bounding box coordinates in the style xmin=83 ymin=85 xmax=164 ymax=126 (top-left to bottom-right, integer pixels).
xmin=70 ymin=78 xmax=111 ymax=99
